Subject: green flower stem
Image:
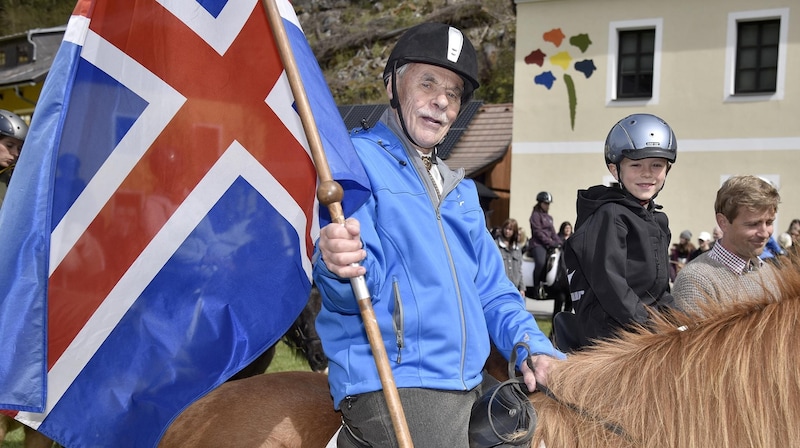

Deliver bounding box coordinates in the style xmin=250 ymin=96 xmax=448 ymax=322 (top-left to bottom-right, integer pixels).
xmin=564 ymin=73 xmax=577 ymax=130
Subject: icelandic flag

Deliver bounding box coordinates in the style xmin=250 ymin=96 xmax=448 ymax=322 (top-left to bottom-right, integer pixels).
xmin=0 ymin=0 xmax=368 ymax=446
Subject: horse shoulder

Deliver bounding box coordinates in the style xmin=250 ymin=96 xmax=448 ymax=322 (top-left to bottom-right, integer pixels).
xmin=160 ymin=371 xmax=339 ymax=448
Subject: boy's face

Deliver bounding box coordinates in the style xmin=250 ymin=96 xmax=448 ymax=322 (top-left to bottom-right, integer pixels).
xmin=0 ymin=135 xmax=23 ymax=168
xmin=608 ymin=157 xmax=669 ymax=202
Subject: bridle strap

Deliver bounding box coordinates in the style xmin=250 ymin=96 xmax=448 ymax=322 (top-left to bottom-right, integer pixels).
xmin=535 ymin=380 xmax=634 ymax=443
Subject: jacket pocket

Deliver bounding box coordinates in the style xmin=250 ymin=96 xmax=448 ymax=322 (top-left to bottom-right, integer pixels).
xmin=391 ymin=278 xmax=405 ymax=364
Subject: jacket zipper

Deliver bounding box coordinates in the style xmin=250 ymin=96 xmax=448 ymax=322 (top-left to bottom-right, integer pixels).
xmin=392 ymin=278 xmax=404 ymax=363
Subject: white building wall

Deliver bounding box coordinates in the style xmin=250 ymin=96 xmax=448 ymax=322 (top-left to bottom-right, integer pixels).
xmin=511 ymin=0 xmax=799 ymax=244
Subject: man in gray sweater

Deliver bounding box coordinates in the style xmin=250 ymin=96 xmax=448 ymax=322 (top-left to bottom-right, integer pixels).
xmin=674 ymin=175 xmax=781 ymax=316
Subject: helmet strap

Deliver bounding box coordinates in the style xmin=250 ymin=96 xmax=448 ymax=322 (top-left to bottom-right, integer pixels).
xmin=389 ymin=60 xmax=400 ymax=110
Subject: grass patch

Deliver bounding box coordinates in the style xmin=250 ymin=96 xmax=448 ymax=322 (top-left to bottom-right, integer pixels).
xmin=0 ymin=426 xmax=24 ymax=448
xmin=536 ymin=316 xmax=553 ymax=337
xmin=268 ymin=340 xmax=312 ymax=373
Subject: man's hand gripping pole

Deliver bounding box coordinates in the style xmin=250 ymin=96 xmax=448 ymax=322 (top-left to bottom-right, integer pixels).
xmin=263 ymin=1 xmax=413 ymax=446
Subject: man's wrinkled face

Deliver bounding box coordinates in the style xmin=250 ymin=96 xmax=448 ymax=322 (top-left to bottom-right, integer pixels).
xmin=388 ymin=63 xmax=463 ymax=152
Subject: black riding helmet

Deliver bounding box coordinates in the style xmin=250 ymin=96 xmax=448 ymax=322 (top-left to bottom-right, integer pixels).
xmin=536 ymin=191 xmax=553 ymax=204
xmin=383 ymin=22 xmax=480 ymax=108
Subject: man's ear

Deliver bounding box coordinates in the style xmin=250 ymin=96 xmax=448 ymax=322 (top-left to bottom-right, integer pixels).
xmin=715 ymin=212 xmax=729 ymax=232
xmin=385 ymin=77 xmax=393 ymax=100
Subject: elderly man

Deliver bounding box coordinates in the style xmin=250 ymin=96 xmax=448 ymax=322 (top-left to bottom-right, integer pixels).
xmin=313 ymin=23 xmax=563 ymax=447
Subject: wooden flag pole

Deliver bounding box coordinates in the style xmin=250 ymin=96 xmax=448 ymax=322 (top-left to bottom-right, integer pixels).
xmin=262 ymin=2 xmax=414 ymax=447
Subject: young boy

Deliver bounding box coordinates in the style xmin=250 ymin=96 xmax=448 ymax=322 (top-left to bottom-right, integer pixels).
xmin=0 ymin=109 xmax=28 ymax=208
xmin=562 ymin=113 xmax=678 ymax=349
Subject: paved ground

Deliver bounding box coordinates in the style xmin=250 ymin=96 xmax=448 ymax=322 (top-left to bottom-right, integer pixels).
xmin=522 ymin=257 xmax=558 ymax=319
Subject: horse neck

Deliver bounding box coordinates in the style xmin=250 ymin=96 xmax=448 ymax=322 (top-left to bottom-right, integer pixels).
xmin=535 ymin=261 xmax=800 ymax=447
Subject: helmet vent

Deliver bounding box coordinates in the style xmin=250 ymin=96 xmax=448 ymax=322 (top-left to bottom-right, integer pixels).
xmin=447 ymin=27 xmax=464 ymax=63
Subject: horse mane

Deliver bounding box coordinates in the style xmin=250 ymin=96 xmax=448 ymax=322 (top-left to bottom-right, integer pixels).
xmin=531 ymin=255 xmax=800 ymax=448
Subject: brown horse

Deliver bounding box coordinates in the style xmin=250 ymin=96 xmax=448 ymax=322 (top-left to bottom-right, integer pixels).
xmin=531 ymin=257 xmax=800 ymax=448
xmin=158 ymin=371 xmax=340 ymax=448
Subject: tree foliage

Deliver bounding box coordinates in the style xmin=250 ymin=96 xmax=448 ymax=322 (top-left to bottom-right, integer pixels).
xmin=1 ymin=0 xmax=515 ymax=104
xmin=0 ymin=0 xmax=75 ymax=34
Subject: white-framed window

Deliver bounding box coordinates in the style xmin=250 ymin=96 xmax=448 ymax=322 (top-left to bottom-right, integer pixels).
xmin=724 ymin=8 xmax=788 ymax=102
xmin=606 ymin=18 xmax=663 ymax=107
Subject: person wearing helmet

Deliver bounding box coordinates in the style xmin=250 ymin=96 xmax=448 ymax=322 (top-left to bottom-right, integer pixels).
xmin=0 ymin=109 xmax=28 ymax=208
xmin=561 ymin=113 xmax=678 ymax=349
xmin=314 ymin=22 xmax=564 ymax=447
xmin=527 ymin=191 xmax=561 ymax=299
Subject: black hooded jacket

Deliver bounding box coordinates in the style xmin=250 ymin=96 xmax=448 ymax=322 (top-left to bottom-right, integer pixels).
xmin=563 ymin=185 xmax=674 ymax=345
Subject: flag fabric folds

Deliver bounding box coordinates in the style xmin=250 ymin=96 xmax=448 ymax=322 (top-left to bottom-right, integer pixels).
xmin=0 ymin=0 xmax=368 ymax=446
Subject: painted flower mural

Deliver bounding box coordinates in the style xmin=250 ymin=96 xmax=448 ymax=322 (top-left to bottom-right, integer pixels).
xmin=525 ymin=28 xmax=596 ymax=130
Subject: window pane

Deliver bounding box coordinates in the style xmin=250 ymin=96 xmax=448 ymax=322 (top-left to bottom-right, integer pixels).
xmin=619 ymin=55 xmax=637 ymax=72
xmin=758 ymin=69 xmax=777 ymax=90
xmin=738 ymin=24 xmax=759 ymax=46
xmin=638 ymin=75 xmax=653 ymax=94
xmin=761 ymin=48 xmax=778 ymax=67
xmin=734 ymin=19 xmax=780 ymax=94
xmin=619 ymin=34 xmax=638 ymax=54
xmin=736 ymin=71 xmax=756 ymax=91
xmin=619 ymin=76 xmax=636 ymax=96
xmin=762 ymin=22 xmax=780 ymax=45
xmin=737 ymin=48 xmax=757 ymax=69
xmin=616 ymin=28 xmax=655 ymax=98
xmin=640 ymin=55 xmax=654 ymax=71
xmin=641 ymin=32 xmax=655 ymax=51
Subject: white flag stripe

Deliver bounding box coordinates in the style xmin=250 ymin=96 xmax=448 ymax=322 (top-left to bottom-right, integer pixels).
xmin=50 ymin=28 xmax=185 ymax=274
xmin=63 ymin=14 xmax=89 ymax=46
xmin=19 ymin=142 xmax=310 ymax=428
xmin=157 ymin=0 xmax=258 ymax=55
xmin=267 ymin=69 xmax=321 ymax=260
xmin=277 ymin=0 xmax=302 ymax=30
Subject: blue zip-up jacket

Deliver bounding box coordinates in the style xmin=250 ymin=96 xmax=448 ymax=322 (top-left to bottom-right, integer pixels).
xmin=313 ymin=111 xmax=564 ymax=409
